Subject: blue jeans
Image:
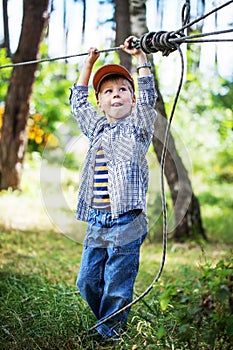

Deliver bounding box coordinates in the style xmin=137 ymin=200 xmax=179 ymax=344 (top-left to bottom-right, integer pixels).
xmin=77 ymin=209 xmax=148 ymax=338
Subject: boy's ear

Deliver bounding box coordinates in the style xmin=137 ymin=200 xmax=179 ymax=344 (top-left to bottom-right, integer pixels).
xmin=97 ymin=101 xmax=104 ymax=113
xmin=97 ymin=100 xmax=103 ymax=112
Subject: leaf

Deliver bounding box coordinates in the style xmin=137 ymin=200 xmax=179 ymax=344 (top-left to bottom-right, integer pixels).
xmin=226 ymin=316 xmax=233 ymax=336
xmin=157 ymin=326 xmax=166 ymax=339
xmin=160 ymin=297 xmax=169 ymax=311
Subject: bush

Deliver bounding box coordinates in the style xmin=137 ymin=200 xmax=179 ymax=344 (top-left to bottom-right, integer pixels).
xmin=137 ymin=260 xmax=233 ymax=349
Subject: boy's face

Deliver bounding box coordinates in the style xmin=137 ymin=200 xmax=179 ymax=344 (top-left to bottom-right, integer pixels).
xmin=97 ymin=77 xmax=136 ymax=123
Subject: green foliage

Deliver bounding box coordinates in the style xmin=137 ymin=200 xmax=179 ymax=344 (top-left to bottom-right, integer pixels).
xmin=0 ymin=46 xmax=80 ymax=158
xmin=0 ymin=49 xmax=12 ymax=101
xmin=213 ymin=148 xmax=233 ymax=183
xmin=149 ymin=261 xmax=233 ymax=349
xmin=209 ymin=79 xmax=233 ymax=183
xmin=171 ymin=71 xmax=233 ymax=184
xmin=28 ymin=44 xmax=77 ymax=153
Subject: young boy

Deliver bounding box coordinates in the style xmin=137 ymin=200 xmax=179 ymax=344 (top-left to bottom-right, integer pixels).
xmin=69 ymin=36 xmax=157 ymax=339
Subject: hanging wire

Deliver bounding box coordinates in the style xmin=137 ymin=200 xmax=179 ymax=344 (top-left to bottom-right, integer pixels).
xmin=0 ymin=25 xmax=232 ymax=69
xmin=181 ymin=0 xmax=191 ymax=33
xmin=174 ymin=0 xmax=233 ymax=34
xmin=0 ymin=25 xmax=231 ymax=70
xmin=0 ymin=47 xmax=122 ymax=69
xmin=0 ymin=1 xmax=232 ymax=69
xmin=171 ymin=28 xmax=233 ymax=43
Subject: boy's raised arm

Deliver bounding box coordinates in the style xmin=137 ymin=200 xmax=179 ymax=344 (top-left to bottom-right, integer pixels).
xmin=77 ymin=35 xmax=150 ymax=87
xmin=121 ymin=36 xmax=151 ymax=77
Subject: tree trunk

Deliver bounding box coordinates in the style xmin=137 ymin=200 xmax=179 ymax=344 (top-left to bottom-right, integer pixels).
xmin=128 ymin=0 xmax=207 ymax=241
xmin=153 ymin=86 xmax=207 ymax=241
xmin=1 ymin=0 xmax=11 ymax=56
xmin=0 ymin=0 xmax=49 ymax=190
xmin=114 ymin=0 xmax=131 ymax=68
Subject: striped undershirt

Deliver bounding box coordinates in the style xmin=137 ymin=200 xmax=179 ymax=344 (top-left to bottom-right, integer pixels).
xmin=92 ymin=146 xmax=111 ymax=209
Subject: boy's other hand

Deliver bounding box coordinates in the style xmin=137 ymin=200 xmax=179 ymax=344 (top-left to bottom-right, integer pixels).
xmin=85 ymin=47 xmax=100 ymax=66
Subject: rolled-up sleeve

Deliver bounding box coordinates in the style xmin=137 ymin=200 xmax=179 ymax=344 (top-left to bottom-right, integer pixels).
xmin=131 ymin=74 xmax=157 ymax=135
xmin=137 ymin=74 xmax=157 ymax=108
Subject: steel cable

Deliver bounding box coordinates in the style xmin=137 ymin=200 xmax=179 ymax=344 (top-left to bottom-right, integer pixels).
xmin=0 ymin=0 xmax=232 ymax=69
xmin=0 ymin=27 xmax=231 ymax=69
xmin=0 ymin=47 xmax=122 ymax=69
xmin=173 ymin=0 xmax=233 ymax=36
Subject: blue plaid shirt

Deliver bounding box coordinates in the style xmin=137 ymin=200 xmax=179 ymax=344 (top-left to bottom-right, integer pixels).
xmin=70 ymin=74 xmax=157 ymax=221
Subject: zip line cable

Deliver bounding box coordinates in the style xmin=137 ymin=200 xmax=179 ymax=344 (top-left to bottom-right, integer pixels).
xmin=0 ymin=0 xmax=232 ymax=333
xmin=0 ymin=26 xmax=232 ymax=69
xmin=174 ymin=0 xmax=233 ymax=35
xmin=170 ymin=29 xmax=233 ymax=42
xmin=0 ymin=47 xmax=122 ymax=69
xmin=0 ymin=1 xmax=232 ymax=69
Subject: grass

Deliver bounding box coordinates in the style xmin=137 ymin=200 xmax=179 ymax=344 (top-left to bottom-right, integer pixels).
xmin=0 ymin=154 xmax=233 ymax=349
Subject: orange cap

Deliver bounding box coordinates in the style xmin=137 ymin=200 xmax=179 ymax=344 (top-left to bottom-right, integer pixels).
xmin=93 ymin=64 xmax=135 ymax=97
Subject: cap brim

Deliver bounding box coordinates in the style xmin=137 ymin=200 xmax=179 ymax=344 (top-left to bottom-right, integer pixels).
xmin=93 ymin=64 xmax=134 ymax=95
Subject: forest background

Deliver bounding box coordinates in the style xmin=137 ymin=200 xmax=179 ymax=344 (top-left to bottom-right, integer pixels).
xmin=0 ymin=0 xmax=233 ymax=349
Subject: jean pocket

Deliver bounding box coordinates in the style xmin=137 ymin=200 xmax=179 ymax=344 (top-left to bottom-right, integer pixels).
xmin=114 ymin=212 xmax=148 ymax=249
xmin=113 ymin=233 xmax=146 ymax=254
xmin=118 ymin=209 xmax=142 ymax=225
